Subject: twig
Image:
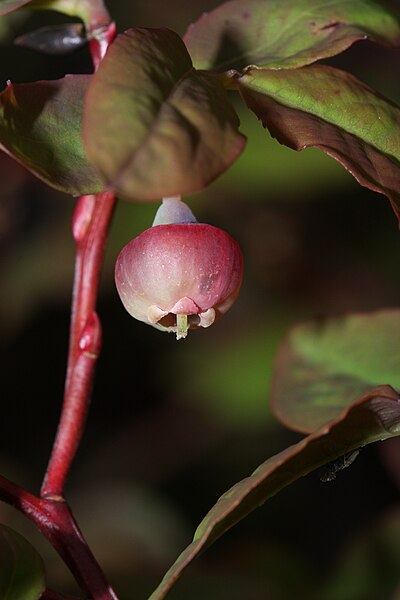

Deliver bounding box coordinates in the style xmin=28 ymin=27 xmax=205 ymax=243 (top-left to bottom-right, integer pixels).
xmin=0 ymin=19 xmax=120 ymax=600
xmin=0 ymin=473 xmax=118 ymax=598
xmin=34 ymin=499 xmax=118 ymax=600
xmin=41 ymin=192 xmax=116 ymax=499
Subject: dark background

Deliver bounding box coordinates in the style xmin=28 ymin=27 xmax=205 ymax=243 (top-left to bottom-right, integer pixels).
xmin=0 ymin=2 xmax=399 ymax=598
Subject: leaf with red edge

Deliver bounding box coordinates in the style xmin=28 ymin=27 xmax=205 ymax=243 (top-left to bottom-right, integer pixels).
xmin=237 ymin=64 xmax=400 ymax=222
xmin=0 ymin=0 xmax=110 ymax=29
xmin=148 ymin=385 xmax=400 ymax=600
xmin=269 ymin=309 xmax=400 ymax=434
xmin=0 ymin=0 xmax=31 ymax=14
xmin=0 ymin=75 xmax=103 ymax=196
xmin=83 ymin=28 xmax=246 ymax=201
xmin=0 ymin=0 xmax=32 ymax=13
xmin=184 ymin=0 xmax=400 ymax=71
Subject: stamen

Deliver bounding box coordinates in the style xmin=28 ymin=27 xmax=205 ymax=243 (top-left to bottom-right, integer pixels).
xmin=176 ymin=314 xmax=189 ymax=340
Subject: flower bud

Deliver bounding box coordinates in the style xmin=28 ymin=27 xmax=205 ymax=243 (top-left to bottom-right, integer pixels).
xmin=115 ymin=197 xmax=243 ymax=339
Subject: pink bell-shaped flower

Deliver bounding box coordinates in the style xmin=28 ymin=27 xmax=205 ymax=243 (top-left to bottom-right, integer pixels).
xmin=115 ymin=197 xmax=243 ymax=339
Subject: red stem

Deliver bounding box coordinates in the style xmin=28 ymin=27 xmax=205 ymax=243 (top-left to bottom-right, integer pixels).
xmin=0 ymin=473 xmax=39 ymax=512
xmin=89 ymin=22 xmax=116 ymax=71
xmin=36 ymin=500 xmax=118 ymax=600
xmin=0 ymin=21 xmax=120 ymax=600
xmin=41 ymin=17 xmax=117 ymax=501
xmin=0 ymin=474 xmax=118 ymax=599
xmin=0 ymin=189 xmax=119 ymax=598
xmin=0 ymin=191 xmax=119 ymax=598
xmin=41 ymin=192 xmax=116 ymax=499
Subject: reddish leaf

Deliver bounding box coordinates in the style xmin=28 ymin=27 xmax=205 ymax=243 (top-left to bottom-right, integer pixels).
xmin=184 ymin=0 xmax=400 ymax=70
xmin=0 ymin=76 xmax=103 ymax=196
xmin=83 ymin=28 xmax=245 ymax=201
xmin=237 ymin=64 xmax=400 ymax=222
xmin=148 ymin=386 xmax=400 ymax=599
xmin=269 ymin=309 xmax=400 ymax=433
xmin=0 ymin=0 xmax=31 ymax=14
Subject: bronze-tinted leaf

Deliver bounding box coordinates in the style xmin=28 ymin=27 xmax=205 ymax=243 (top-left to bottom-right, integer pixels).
xmin=237 ymin=64 xmax=400 ymax=222
xmin=0 ymin=75 xmax=103 ymax=195
xmin=148 ymin=386 xmax=400 ymax=600
xmin=184 ymin=0 xmax=400 ymax=70
xmin=83 ymin=28 xmax=245 ymax=201
xmin=269 ymin=309 xmax=400 ymax=433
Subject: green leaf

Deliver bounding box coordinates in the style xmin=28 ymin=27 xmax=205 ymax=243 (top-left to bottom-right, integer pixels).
xmin=83 ymin=28 xmax=246 ymax=201
xmin=184 ymin=0 xmax=400 ymax=71
xmin=237 ymin=64 xmax=400 ymax=222
xmin=0 ymin=75 xmax=103 ymax=196
xmin=269 ymin=309 xmax=400 ymax=434
xmin=148 ymin=385 xmax=400 ymax=600
xmin=0 ymin=0 xmax=110 ymax=29
xmin=0 ymin=524 xmax=46 ymax=600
